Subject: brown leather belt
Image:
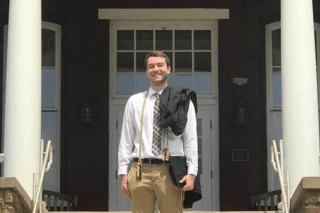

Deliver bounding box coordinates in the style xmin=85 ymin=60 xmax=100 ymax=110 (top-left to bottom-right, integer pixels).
xmin=133 ymin=158 xmax=169 ymax=164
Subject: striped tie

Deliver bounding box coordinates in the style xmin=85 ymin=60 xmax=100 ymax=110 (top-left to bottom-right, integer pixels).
xmin=152 ymin=93 xmax=161 ymax=155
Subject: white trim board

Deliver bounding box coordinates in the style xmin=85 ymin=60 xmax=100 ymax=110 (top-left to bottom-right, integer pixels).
xmin=99 ymin=8 xmax=229 ymax=20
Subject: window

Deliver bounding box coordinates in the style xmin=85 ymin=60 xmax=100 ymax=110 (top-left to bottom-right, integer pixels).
xmin=41 ymin=22 xmax=61 ymax=192
xmin=266 ymin=22 xmax=320 ymax=191
xmin=110 ymin=21 xmax=218 ymax=98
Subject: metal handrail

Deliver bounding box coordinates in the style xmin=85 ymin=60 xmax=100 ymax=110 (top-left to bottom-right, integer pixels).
xmin=271 ymin=140 xmax=289 ymax=213
xmin=32 ymin=140 xmax=53 ymax=213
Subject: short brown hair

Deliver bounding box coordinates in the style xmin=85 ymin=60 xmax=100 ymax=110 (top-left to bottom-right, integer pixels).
xmin=144 ymin=51 xmax=171 ymax=69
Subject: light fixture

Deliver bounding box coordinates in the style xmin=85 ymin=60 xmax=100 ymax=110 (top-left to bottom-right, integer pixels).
xmin=232 ymin=77 xmax=249 ymax=125
xmin=232 ymin=77 xmax=249 ymax=86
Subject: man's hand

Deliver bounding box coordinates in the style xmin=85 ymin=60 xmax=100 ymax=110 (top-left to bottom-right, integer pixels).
xmin=120 ymin=175 xmax=132 ymax=199
xmin=179 ymin=174 xmax=195 ymax=191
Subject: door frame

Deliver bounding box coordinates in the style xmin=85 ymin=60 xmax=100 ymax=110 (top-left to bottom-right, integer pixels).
xmin=105 ymin=10 xmax=224 ymax=210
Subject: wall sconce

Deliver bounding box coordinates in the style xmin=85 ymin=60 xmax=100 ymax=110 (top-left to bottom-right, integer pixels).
xmin=232 ymin=77 xmax=249 ymax=86
xmin=232 ymin=77 xmax=249 ymax=125
xmin=82 ymin=101 xmax=92 ymax=124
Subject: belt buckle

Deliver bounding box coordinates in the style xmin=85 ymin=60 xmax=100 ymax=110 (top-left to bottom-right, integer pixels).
xmin=148 ymin=159 xmax=152 ymax=164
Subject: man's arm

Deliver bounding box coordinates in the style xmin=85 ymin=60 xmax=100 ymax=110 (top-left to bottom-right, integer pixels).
xmin=118 ymin=98 xmax=135 ymax=175
xmin=118 ymin=98 xmax=135 ymax=197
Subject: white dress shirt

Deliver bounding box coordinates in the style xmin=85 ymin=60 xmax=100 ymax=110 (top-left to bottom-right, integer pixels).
xmin=118 ymin=87 xmax=198 ymax=176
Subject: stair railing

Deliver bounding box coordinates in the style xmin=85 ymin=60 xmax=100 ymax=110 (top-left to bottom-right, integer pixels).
xmin=271 ymin=139 xmax=289 ymax=213
xmin=32 ymin=140 xmax=53 ymax=213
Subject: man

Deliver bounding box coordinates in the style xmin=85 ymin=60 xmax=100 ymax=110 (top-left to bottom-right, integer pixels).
xmin=118 ymin=51 xmax=198 ymax=212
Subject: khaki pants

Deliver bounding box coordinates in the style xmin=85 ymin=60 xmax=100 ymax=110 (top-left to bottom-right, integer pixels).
xmin=128 ymin=163 xmax=183 ymax=213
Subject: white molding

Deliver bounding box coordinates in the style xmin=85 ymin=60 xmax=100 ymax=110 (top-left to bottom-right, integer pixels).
xmin=265 ymin=22 xmax=280 ymax=192
xmin=110 ymin=20 xmax=218 ymax=29
xmin=99 ymin=8 xmax=229 ymax=20
xmin=42 ymin=22 xmax=62 ymax=192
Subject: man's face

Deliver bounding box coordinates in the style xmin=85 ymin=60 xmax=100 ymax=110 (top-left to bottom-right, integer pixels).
xmin=146 ymin=56 xmax=171 ymax=86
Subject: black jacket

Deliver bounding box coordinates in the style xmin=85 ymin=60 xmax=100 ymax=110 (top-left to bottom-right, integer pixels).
xmin=159 ymin=87 xmax=198 ymax=135
xmin=159 ymin=87 xmax=202 ymax=208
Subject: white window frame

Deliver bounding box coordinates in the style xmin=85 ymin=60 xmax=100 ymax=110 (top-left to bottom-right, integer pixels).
xmin=109 ymin=20 xmax=219 ymax=102
xmin=41 ymin=21 xmax=62 ymax=192
xmin=265 ymin=21 xmax=320 ymax=191
xmin=42 ymin=21 xmax=62 ymax=113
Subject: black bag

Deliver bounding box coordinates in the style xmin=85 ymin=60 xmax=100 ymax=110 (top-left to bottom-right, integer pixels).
xmin=169 ymin=156 xmax=187 ymax=188
xmin=169 ymin=156 xmax=202 ymax=208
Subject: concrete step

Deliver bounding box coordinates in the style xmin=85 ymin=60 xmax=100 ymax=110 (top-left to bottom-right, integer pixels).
xmin=52 ymin=211 xmax=280 ymax=213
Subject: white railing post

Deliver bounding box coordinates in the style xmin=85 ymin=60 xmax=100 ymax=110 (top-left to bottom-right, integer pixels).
xmin=280 ymin=140 xmax=286 ymax=212
xmin=287 ymin=171 xmax=290 ymax=212
xmin=271 ymin=140 xmax=289 ymax=213
xmin=32 ymin=140 xmax=53 ymax=213
xmin=39 ymin=139 xmax=44 ymax=213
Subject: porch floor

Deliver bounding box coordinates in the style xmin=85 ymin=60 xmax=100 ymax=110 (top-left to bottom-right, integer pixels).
xmin=52 ymin=211 xmax=280 ymax=213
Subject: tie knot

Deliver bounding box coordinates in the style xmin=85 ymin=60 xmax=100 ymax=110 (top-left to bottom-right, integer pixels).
xmin=154 ymin=93 xmax=160 ymax=99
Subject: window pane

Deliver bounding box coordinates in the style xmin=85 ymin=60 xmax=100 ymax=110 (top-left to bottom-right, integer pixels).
xmin=197 ymin=118 xmax=202 ymax=137
xmin=156 ymin=30 xmax=172 ymax=50
xmin=175 ymin=74 xmax=192 ymax=89
xmin=272 ymin=29 xmax=281 ymax=66
xmin=273 ymin=68 xmax=282 ymax=108
xmin=137 ymin=30 xmax=153 ymax=50
xmin=42 ymin=29 xmax=55 ymax=67
xmin=175 ymin=30 xmax=192 ymax=50
xmin=198 ymin=138 xmax=202 ymax=156
xmin=117 ymin=53 xmax=134 ymax=72
xmin=272 ymin=111 xmax=282 ymax=141
xmin=164 ymin=52 xmax=173 ymax=69
xmin=42 ymin=68 xmax=56 ymax=108
xmin=116 ymin=74 xmax=134 ymax=94
xmin=198 ymin=157 xmax=202 ymax=175
xmin=117 ymin=30 xmax=134 ymax=50
xmin=137 ymin=74 xmax=149 ymax=92
xmin=167 ymin=74 xmax=174 ymax=86
xmin=194 ymin=30 xmax=211 ymax=50
xmin=195 ymin=73 xmax=212 ymax=94
xmin=41 ymin=112 xmax=57 ymax=141
xmin=195 ymin=52 xmax=211 ymax=72
xmin=137 ymin=52 xmax=147 ymax=72
xmin=175 ymin=52 xmax=192 ymax=72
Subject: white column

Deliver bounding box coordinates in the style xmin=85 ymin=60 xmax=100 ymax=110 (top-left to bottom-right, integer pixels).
xmin=281 ymin=0 xmax=320 ymax=197
xmin=3 ymin=0 xmax=42 ymax=197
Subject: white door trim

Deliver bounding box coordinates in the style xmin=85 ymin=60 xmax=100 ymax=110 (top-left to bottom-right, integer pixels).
xmin=108 ymin=18 xmax=220 ymax=210
xmin=99 ymin=8 xmax=229 ymax=20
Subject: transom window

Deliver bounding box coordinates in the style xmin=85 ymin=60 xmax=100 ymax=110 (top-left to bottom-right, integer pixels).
xmin=110 ymin=21 xmax=218 ymax=97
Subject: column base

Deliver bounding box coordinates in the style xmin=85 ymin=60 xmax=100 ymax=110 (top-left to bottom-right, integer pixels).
xmin=0 ymin=177 xmax=32 ymax=213
xmin=291 ymin=177 xmax=320 ymax=213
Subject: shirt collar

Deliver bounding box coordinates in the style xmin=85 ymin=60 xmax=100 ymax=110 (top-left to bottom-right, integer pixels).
xmin=148 ymin=86 xmax=167 ymax=98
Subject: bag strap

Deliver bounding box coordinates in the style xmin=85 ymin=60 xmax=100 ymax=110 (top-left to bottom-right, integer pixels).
xmin=138 ymin=91 xmax=149 ymax=166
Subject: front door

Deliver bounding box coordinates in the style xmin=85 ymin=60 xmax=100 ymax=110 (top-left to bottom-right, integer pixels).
xmin=109 ymin=106 xmax=219 ymax=211
xmin=108 ymin=19 xmax=220 ymax=211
